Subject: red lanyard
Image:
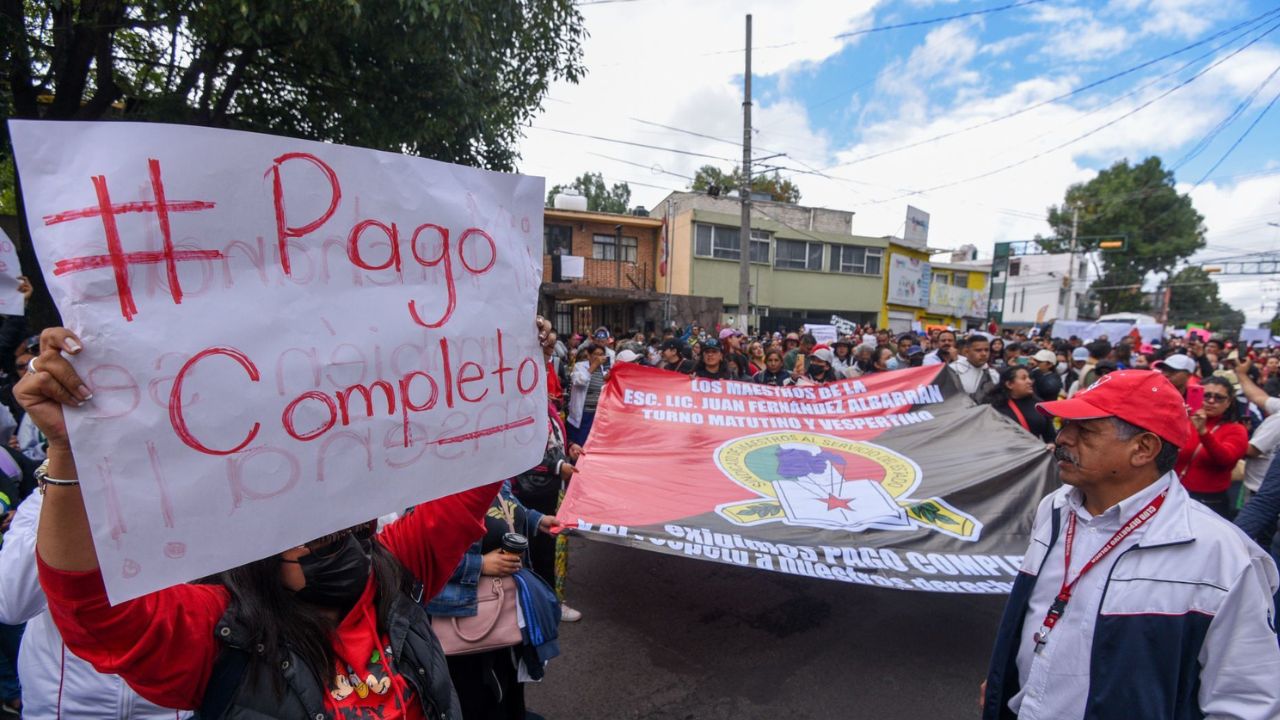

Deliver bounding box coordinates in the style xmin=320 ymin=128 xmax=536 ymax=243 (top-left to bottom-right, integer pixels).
xmin=1007 ymin=400 xmax=1032 ymax=431
xmin=1032 ymin=489 xmax=1168 ymax=653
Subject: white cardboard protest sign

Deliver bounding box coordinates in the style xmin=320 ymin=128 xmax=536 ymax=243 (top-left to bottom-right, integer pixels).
xmin=802 ymin=323 xmax=837 ymax=345
xmin=10 ymin=121 xmax=548 ymax=602
xmin=0 ymin=229 xmax=24 ymax=315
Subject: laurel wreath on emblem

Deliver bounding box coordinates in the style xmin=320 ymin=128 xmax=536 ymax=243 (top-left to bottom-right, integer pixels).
xmin=712 ymin=432 xmax=982 ymax=541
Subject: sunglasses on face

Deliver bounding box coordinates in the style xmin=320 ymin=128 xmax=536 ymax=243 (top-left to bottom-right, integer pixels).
xmin=1202 ymin=393 xmax=1230 ymax=402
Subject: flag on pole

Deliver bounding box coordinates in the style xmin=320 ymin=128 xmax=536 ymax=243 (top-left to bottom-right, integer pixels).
xmin=659 ymin=216 xmax=668 ymax=278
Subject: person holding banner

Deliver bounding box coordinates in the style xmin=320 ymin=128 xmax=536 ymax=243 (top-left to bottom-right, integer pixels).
xmin=692 ymin=338 xmax=733 ymax=380
xmin=18 ymin=328 xmax=502 ymax=720
xmin=751 ymin=350 xmax=796 ymax=387
xmin=982 ymin=367 xmax=1056 ymax=444
xmin=982 ymin=370 xmax=1280 ymax=720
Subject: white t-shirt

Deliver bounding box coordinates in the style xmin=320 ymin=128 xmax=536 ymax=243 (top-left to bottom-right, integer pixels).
xmin=1244 ymin=397 xmax=1280 ymax=492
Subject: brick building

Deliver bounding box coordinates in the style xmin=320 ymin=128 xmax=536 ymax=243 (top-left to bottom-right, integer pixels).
xmin=541 ymin=207 xmax=722 ymax=337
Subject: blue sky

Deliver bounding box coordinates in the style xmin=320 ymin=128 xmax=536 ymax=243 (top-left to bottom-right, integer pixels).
xmin=520 ymin=0 xmax=1280 ymax=324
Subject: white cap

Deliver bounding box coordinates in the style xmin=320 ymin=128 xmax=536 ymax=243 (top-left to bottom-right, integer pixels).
xmin=1153 ymin=354 xmax=1196 ymax=374
xmin=811 ymin=348 xmax=835 ymax=364
xmin=616 ymin=349 xmax=640 ymax=363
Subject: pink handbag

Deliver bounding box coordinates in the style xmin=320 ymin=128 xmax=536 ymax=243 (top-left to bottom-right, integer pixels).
xmin=432 ymin=576 xmax=522 ymax=656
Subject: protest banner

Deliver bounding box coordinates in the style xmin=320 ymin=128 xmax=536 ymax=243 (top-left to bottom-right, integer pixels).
xmin=802 ymin=323 xmax=837 ymax=345
xmin=1239 ymin=328 xmax=1275 ymax=347
xmin=560 ymin=364 xmax=1058 ymax=594
xmin=829 ymin=314 xmax=857 ymax=336
xmin=0 ymin=229 xmax=24 ymax=315
xmin=10 ymin=120 xmax=548 ymax=602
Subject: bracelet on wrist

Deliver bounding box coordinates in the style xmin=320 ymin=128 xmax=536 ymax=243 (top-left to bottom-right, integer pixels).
xmin=35 ymin=459 xmax=80 ymax=494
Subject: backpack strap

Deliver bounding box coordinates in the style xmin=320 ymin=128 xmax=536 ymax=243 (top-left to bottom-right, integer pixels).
xmin=196 ymin=646 xmax=250 ymax=720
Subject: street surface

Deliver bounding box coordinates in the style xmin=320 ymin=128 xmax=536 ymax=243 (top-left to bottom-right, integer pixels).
xmin=528 ymin=538 xmax=1007 ymax=719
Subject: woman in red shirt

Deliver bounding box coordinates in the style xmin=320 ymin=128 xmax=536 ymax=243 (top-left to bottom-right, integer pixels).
xmin=1175 ymin=375 xmax=1249 ymax=518
xmin=17 ymin=328 xmax=495 ymax=720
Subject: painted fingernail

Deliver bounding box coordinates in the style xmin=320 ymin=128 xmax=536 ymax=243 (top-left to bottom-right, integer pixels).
xmin=77 ymin=385 xmax=93 ymax=401
xmin=65 ymin=339 xmax=82 ymax=353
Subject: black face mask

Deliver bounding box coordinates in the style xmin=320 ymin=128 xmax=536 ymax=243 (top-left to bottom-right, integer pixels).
xmin=290 ymin=533 xmax=373 ymax=610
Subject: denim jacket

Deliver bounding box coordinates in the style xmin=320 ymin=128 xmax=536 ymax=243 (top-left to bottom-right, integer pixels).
xmin=426 ymin=480 xmax=543 ymax=618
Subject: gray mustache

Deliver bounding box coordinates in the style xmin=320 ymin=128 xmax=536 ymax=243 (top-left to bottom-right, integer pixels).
xmin=1054 ymin=446 xmax=1079 ymax=465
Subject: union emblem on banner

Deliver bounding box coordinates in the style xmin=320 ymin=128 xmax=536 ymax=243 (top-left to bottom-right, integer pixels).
xmin=713 ymin=432 xmax=981 ymax=541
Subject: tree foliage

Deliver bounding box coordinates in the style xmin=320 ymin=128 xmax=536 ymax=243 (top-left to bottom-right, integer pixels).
xmin=1 ymin=0 xmax=587 ymax=326
xmin=1040 ymin=157 xmax=1205 ymax=314
xmin=1165 ymin=266 xmax=1245 ymax=333
xmin=689 ymin=164 xmax=801 ymax=204
xmin=546 ymin=171 xmax=631 ymax=214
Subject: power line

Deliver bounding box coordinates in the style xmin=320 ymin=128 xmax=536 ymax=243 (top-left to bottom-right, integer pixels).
xmin=527 ymin=126 xmax=741 ymax=163
xmin=810 ymin=7 xmax=1280 ymax=174
xmin=850 ymin=18 xmax=1280 ymax=207
xmin=1172 ymin=62 xmax=1280 ymax=172
xmin=585 ymin=151 xmax=694 ymax=181
xmin=833 ymin=0 xmax=1049 ymax=40
xmin=697 ymin=0 xmax=1050 ymax=57
xmin=1192 ymin=81 xmax=1280 ymax=185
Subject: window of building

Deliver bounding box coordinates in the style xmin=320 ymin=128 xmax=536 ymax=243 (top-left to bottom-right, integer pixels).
xmin=775 ymin=239 xmax=823 ymax=271
xmin=694 ymin=223 xmax=768 ymax=262
xmin=1008 ymin=258 xmax=1021 ymax=277
xmin=553 ymin=302 xmax=574 ymax=336
xmin=829 ymin=245 xmax=883 ymax=275
xmin=592 ymin=234 xmax=638 ymax=262
xmin=952 ymin=271 xmax=969 ymax=287
xmin=545 ymin=224 xmax=573 ymax=256
xmin=933 ymin=271 xmax=950 ymax=286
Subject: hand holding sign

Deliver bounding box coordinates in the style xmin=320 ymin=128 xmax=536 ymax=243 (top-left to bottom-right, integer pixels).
xmin=14 ymin=328 xmax=90 ymax=449
xmin=10 ymin=120 xmax=548 ymax=602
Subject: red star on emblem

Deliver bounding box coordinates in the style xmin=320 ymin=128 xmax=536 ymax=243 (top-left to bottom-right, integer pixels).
xmin=825 ymin=495 xmax=852 ymax=511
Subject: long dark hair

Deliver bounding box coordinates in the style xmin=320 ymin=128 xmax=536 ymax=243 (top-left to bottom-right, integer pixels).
xmin=218 ymin=531 xmax=412 ymax=692
xmin=981 ymin=365 xmax=1027 ymax=405
xmin=1201 ymin=376 xmax=1243 ymax=424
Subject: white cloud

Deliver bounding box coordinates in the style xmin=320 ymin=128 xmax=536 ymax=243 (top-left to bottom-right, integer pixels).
xmin=1185 ymin=175 xmax=1280 ymax=323
xmin=517 ymin=1 xmax=1280 ymax=326
xmin=1140 ymin=0 xmax=1245 ymax=39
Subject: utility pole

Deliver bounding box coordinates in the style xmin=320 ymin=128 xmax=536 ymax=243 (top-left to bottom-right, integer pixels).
xmin=1065 ymin=202 xmax=1080 ymax=320
xmin=737 ymin=14 xmax=752 ymax=333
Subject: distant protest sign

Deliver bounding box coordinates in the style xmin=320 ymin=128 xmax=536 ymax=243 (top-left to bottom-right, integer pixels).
xmin=0 ymin=229 xmax=24 ymax=315
xmin=561 ymin=364 xmax=1058 ymax=594
xmin=10 ymin=121 xmax=547 ymax=602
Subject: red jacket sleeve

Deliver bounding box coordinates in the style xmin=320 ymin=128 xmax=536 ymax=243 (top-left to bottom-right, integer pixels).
xmin=37 ymin=554 xmax=229 ymax=710
xmin=378 ymin=482 xmax=501 ymax=600
xmin=1199 ymin=422 xmax=1249 ymax=467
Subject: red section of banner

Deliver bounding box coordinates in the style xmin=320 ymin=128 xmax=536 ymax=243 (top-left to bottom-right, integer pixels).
xmin=561 ymin=363 xmax=946 ymax=528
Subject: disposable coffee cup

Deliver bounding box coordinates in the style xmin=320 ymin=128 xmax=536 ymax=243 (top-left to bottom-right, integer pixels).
xmin=500 ymin=532 xmax=528 ymax=555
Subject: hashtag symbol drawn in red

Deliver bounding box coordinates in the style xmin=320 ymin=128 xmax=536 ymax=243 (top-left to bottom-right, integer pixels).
xmin=43 ymin=158 xmax=224 ymax=321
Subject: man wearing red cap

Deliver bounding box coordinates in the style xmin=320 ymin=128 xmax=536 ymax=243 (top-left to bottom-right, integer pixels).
xmin=982 ymin=370 xmax=1280 ymax=720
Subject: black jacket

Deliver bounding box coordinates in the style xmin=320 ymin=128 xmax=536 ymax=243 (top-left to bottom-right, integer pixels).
xmin=197 ymin=591 xmax=458 ymax=720
xmin=994 ymin=395 xmax=1056 ymax=444
xmin=1030 ymin=367 xmax=1062 ymax=401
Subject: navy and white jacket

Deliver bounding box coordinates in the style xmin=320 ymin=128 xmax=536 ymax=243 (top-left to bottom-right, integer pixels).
xmin=983 ymin=474 xmax=1280 ymax=720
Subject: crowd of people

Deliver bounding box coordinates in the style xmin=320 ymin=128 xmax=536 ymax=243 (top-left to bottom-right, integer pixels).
xmin=1 ymin=305 xmax=1280 ymax=719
